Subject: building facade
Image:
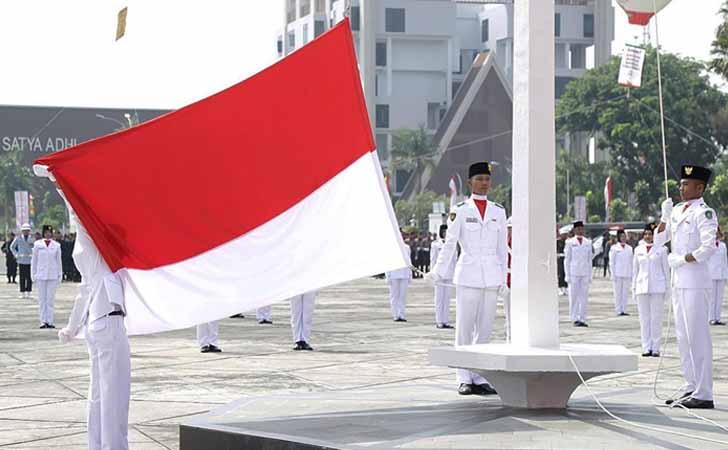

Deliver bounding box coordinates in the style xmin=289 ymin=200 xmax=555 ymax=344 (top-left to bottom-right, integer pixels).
xmin=278 ymin=0 xmax=615 ymax=193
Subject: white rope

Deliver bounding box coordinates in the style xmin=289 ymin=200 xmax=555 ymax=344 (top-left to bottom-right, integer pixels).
xmin=652 ymin=0 xmax=670 ymax=200
xmin=568 ymin=354 xmax=728 ymax=445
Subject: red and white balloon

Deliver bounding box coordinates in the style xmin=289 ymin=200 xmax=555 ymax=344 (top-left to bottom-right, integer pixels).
xmin=616 ymin=0 xmax=673 ymax=26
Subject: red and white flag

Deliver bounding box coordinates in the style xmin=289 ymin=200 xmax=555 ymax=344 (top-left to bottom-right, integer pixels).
xmin=616 ymin=0 xmax=672 ymax=26
xmin=448 ymin=176 xmax=458 ymax=211
xmin=604 ymin=176 xmax=613 ymax=222
xmin=34 ymin=20 xmax=407 ymax=335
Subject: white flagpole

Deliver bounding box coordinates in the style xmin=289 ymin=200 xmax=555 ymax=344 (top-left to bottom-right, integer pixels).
xmin=652 ymin=0 xmax=669 ymax=200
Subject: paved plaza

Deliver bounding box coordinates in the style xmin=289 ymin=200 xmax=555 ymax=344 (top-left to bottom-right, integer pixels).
xmin=0 ymin=273 xmax=727 ymax=449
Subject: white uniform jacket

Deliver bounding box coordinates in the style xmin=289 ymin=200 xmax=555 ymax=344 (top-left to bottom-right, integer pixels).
xmin=62 ymin=206 xmax=125 ymax=338
xmin=430 ymin=238 xmax=456 ymax=279
xmin=435 ymin=196 xmax=508 ymax=289
xmin=564 ymin=236 xmax=593 ymax=280
xmin=31 ymin=239 xmax=62 ymax=281
xmin=709 ymin=241 xmax=728 ymax=281
xmin=654 ymin=198 xmax=718 ymax=289
xmin=609 ymin=243 xmax=633 ymax=278
xmin=632 ymin=243 xmax=669 ymax=295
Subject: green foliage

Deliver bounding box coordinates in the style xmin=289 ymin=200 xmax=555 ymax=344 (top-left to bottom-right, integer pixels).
xmin=394 ymin=191 xmax=448 ymax=233
xmin=390 ymin=125 xmax=436 ymax=171
xmin=710 ymin=2 xmax=728 ymax=81
xmin=557 ymin=47 xmax=728 ymax=209
xmin=588 ymin=214 xmax=602 ymax=223
xmin=35 ymin=204 xmax=67 ymax=231
xmin=0 ymin=151 xmax=33 ymax=231
xmin=555 ymin=149 xmax=610 ymax=222
xmin=488 ymin=184 xmax=512 ymax=214
xmin=609 ymin=198 xmax=640 ymax=222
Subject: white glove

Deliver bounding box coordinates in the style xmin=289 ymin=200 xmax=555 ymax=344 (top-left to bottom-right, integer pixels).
xmin=425 ymin=271 xmax=442 ymax=286
xmin=498 ymin=285 xmax=510 ymax=297
xmin=668 ymin=253 xmax=687 ymax=269
xmin=660 ymin=198 xmax=674 ymax=223
xmin=58 ymin=328 xmax=73 ymax=344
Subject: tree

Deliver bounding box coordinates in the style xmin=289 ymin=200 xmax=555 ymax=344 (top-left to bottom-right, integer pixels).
xmin=390 ymin=126 xmax=436 ymax=194
xmin=394 ymin=191 xmax=448 ymax=233
xmin=0 ymin=151 xmax=33 ymax=231
xmin=558 ymin=47 xmax=728 ymax=206
xmin=555 ymin=149 xmax=610 ymax=221
xmin=710 ymin=1 xmax=728 ymax=81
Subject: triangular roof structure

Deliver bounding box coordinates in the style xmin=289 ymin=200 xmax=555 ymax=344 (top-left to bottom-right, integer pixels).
xmin=401 ymin=51 xmax=513 ymax=200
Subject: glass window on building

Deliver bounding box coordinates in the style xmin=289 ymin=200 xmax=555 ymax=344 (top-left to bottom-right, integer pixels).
xmin=286 ymin=0 xmax=296 ymax=23
xmin=376 ymin=133 xmax=389 ymax=160
xmin=452 ymin=81 xmax=462 ymax=99
xmin=277 ymin=37 xmax=283 ymax=57
xmin=481 ymin=19 xmax=489 ymax=43
xmin=385 ymin=8 xmax=405 ymax=33
xmin=287 ymin=30 xmax=296 ymax=52
xmin=303 ymin=23 xmax=309 ymax=45
xmin=376 ymin=104 xmax=390 ymax=128
xmin=427 ymin=103 xmax=441 ymax=130
xmin=555 ymin=13 xmax=561 ymax=37
xmin=315 ymin=0 xmax=326 ymax=14
xmin=300 ymin=0 xmax=311 ymax=18
xmin=376 ymin=41 xmax=387 ymax=67
xmin=555 ymin=76 xmax=572 ymax=98
xmin=583 ymin=14 xmax=594 ymax=38
xmin=314 ymin=20 xmax=325 ymax=37
xmin=351 ymin=6 xmax=360 ymax=31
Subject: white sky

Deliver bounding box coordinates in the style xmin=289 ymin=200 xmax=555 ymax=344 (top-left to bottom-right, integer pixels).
xmin=0 ymin=1 xmax=724 ymax=110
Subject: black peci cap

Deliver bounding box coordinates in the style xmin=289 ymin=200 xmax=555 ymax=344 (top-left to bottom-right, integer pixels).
xmin=468 ymin=162 xmax=491 ymax=178
xmin=681 ymin=165 xmax=712 ymax=184
xmin=572 ymin=221 xmax=584 ymax=228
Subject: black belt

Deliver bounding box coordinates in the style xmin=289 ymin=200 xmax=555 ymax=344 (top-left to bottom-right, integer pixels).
xmin=108 ymin=310 xmax=124 ymax=317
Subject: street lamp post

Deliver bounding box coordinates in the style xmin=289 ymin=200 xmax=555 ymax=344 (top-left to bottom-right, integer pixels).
xmin=95 ymin=113 xmax=127 ymax=129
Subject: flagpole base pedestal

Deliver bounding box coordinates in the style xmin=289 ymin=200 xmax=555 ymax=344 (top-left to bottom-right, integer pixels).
xmin=429 ymin=343 xmax=637 ymax=409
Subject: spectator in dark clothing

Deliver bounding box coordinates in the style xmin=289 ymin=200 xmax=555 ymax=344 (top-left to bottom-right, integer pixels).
xmin=2 ymin=233 xmax=17 ymax=283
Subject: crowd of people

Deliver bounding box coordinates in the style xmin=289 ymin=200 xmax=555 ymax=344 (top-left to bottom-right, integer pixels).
xmin=1 ymin=224 xmax=82 ymax=329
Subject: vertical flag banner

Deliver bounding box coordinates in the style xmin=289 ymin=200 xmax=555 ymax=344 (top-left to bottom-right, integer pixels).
xmin=448 ymin=176 xmax=458 ymax=211
xmin=604 ymin=176 xmax=613 ymax=222
xmin=34 ymin=19 xmax=408 ymax=335
xmin=14 ymin=191 xmax=29 ymax=230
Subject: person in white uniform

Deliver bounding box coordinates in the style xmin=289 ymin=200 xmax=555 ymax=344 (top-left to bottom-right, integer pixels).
xmin=656 ymin=164 xmax=718 ymax=409
xmin=256 ymin=305 xmax=273 ymax=324
xmin=609 ymin=230 xmax=634 ymax=316
xmin=31 ymin=225 xmax=62 ymax=329
xmin=564 ymin=221 xmax=593 ymax=327
xmin=430 ymin=224 xmax=455 ymax=329
xmin=57 ymin=197 xmax=131 ymax=450
xmin=632 ymin=223 xmax=669 ymax=357
xmin=291 ymin=291 xmax=316 ymax=350
xmin=429 ymin=162 xmax=507 ymax=397
xmin=708 ymin=227 xmax=727 ymax=326
xmin=386 ymin=239 xmax=412 ymax=322
xmin=197 ymin=322 xmax=221 ymax=353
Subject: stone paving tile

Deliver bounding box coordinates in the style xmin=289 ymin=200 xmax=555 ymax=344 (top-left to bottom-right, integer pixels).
xmin=0 ymin=273 xmax=727 ymax=449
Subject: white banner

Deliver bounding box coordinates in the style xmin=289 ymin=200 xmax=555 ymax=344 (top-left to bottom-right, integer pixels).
xmin=574 ymin=195 xmax=587 ymax=223
xmin=618 ymin=45 xmax=646 ymax=88
xmin=14 ymin=191 xmax=29 ymax=230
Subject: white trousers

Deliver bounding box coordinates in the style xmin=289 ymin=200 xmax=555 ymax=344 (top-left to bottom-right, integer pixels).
xmin=86 ymin=316 xmax=131 ymax=450
xmin=455 ymin=286 xmax=498 ymax=385
xmin=568 ymin=276 xmax=590 ymax=322
xmin=196 ymin=321 xmax=219 ymax=347
xmin=434 ymin=280 xmax=452 ymax=325
xmin=36 ymin=279 xmax=58 ymax=325
xmin=290 ymin=292 xmax=316 ymax=342
xmin=388 ymin=279 xmax=409 ymax=320
xmin=673 ymin=288 xmax=713 ymax=401
xmin=256 ymin=306 xmax=272 ymax=321
xmin=636 ymin=293 xmax=665 ymax=353
xmin=613 ymin=277 xmax=630 ymax=314
xmin=710 ymin=280 xmax=726 ymax=322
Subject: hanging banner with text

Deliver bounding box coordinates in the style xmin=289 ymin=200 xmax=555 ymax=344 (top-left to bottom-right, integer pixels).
xmin=14 ymin=191 xmax=29 ymax=230
xmin=618 ymin=45 xmax=646 ymax=88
